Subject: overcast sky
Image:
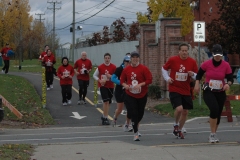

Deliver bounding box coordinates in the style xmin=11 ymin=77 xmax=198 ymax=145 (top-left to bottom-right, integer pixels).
xmin=28 ymin=0 xmax=148 ymax=45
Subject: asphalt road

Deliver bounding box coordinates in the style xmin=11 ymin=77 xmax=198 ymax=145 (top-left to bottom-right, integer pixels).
xmin=8 ymin=72 xmax=174 ymax=127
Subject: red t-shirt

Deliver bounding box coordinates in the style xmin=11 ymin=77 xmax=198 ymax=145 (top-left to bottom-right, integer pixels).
xmin=57 ymin=64 xmax=74 ymax=85
xmin=74 ymin=59 xmax=92 ymax=81
xmin=120 ymin=64 xmax=152 ymax=98
xmin=98 ymin=63 xmax=116 ymax=88
xmin=43 ymin=54 xmax=56 ymax=72
xmin=163 ymin=55 xmax=198 ymax=95
xmin=1 ymin=47 xmax=11 ymax=60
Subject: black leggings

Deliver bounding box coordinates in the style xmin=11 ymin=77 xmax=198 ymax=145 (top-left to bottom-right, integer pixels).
xmin=2 ymin=60 xmax=10 ymax=73
xmin=124 ymin=94 xmax=148 ymax=133
xmin=46 ymin=71 xmax=53 ymax=87
xmin=203 ymin=90 xmax=226 ymax=125
xmin=78 ymin=80 xmax=89 ymax=100
xmin=61 ymin=85 xmax=72 ymax=103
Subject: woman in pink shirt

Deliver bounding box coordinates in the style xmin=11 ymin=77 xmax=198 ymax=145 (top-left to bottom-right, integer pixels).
xmin=194 ymin=44 xmax=233 ymax=143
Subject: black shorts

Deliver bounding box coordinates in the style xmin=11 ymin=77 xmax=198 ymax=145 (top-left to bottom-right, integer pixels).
xmin=169 ymin=92 xmax=193 ymax=110
xmin=100 ymin=87 xmax=114 ymax=103
xmin=78 ymin=80 xmax=89 ymax=87
xmin=114 ymin=89 xmax=125 ymax=103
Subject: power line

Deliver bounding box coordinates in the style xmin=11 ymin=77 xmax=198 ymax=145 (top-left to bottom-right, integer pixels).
xmin=56 ymin=0 xmax=116 ymax=31
xmin=75 ymin=0 xmax=116 ymax=24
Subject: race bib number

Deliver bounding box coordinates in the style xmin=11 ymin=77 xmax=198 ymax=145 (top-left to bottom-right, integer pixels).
xmin=175 ymin=72 xmax=188 ymax=81
xmin=80 ymin=68 xmax=87 ymax=74
xmin=129 ymin=85 xmax=141 ymax=94
xmin=63 ymin=70 xmax=70 ymax=77
xmin=209 ymin=80 xmax=223 ymax=89
xmin=101 ymin=75 xmax=108 ymax=81
xmin=46 ymin=61 xmax=52 ymax=66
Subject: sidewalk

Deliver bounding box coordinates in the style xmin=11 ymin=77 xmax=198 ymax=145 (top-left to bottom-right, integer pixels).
xmin=30 ymin=116 xmax=240 ymax=160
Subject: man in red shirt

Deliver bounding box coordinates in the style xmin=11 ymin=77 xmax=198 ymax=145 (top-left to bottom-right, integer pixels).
xmin=121 ymin=51 xmax=152 ymax=141
xmin=93 ymin=53 xmax=116 ymax=125
xmin=43 ymin=49 xmax=56 ymax=90
xmin=57 ymin=57 xmax=75 ymax=106
xmin=1 ymin=43 xmax=11 ymax=74
xmin=162 ymin=43 xmax=198 ymax=139
xmin=74 ymin=51 xmax=92 ymax=105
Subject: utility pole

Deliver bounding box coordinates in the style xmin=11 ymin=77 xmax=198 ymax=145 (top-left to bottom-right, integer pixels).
xmin=35 ymin=13 xmax=45 ymax=23
xmin=71 ymin=0 xmax=75 ymax=62
xmin=47 ymin=1 xmax=61 ymax=52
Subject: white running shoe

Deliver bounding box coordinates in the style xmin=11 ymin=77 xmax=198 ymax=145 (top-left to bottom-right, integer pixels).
xmin=67 ymin=100 xmax=72 ymax=105
xmin=47 ymin=87 xmax=50 ymax=91
xmin=133 ymin=132 xmax=140 ymax=141
xmin=209 ymin=133 xmax=215 ymax=143
xmin=77 ymin=100 xmax=83 ymax=105
xmin=182 ymin=127 xmax=187 ymax=133
xmin=138 ymin=132 xmax=142 ymax=137
xmin=1 ymin=70 xmax=4 ymax=73
xmin=50 ymin=85 xmax=53 ymax=89
xmin=63 ymin=102 xmax=67 ymax=106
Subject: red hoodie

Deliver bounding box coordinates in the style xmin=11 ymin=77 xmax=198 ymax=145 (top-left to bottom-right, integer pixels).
xmin=57 ymin=64 xmax=74 ymax=85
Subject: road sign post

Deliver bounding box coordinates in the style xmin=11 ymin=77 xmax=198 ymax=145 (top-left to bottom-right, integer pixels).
xmin=194 ymin=21 xmax=205 ymax=106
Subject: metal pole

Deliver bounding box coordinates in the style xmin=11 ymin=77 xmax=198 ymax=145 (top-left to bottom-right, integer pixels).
xmin=71 ymin=0 xmax=75 ymax=62
xmin=198 ymin=42 xmax=201 ymax=105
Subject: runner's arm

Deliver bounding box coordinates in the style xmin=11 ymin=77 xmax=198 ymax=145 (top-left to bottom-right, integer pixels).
xmin=93 ymin=68 xmax=99 ymax=81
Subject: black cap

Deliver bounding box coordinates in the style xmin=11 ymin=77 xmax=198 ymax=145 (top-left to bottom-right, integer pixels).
xmin=6 ymin=43 xmax=9 ymax=45
xmin=130 ymin=51 xmax=139 ymax=57
xmin=212 ymin=44 xmax=223 ymax=56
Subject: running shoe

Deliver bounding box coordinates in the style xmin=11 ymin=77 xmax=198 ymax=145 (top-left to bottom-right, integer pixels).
xmin=77 ymin=100 xmax=82 ymax=105
xmin=62 ymin=102 xmax=67 ymax=106
xmin=1 ymin=70 xmax=4 ymax=73
xmin=173 ymin=125 xmax=179 ymax=137
xmin=50 ymin=85 xmax=53 ymax=89
xmin=133 ymin=132 xmax=140 ymax=141
xmin=112 ymin=118 xmax=117 ymax=127
xmin=209 ymin=134 xmax=215 ymax=143
xmin=82 ymin=100 xmax=87 ymax=104
xmin=47 ymin=87 xmax=50 ymax=91
xmin=182 ymin=127 xmax=187 ymax=133
xmin=214 ymin=134 xmax=219 ymax=143
xmin=177 ymin=131 xmax=184 ymax=139
xmin=138 ymin=132 xmax=142 ymax=137
xmin=104 ymin=118 xmax=110 ymax=125
xmin=67 ymin=100 xmax=72 ymax=105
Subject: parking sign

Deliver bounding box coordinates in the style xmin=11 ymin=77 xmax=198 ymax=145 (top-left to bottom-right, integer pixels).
xmin=194 ymin=21 xmax=205 ymax=42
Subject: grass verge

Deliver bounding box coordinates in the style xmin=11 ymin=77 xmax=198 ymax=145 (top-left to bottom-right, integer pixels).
xmin=0 ymin=74 xmax=55 ymax=126
xmin=0 ymin=144 xmax=34 ymax=160
xmin=155 ymin=84 xmax=240 ymax=118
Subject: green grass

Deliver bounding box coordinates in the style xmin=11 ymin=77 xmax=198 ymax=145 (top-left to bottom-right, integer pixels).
xmin=9 ymin=58 xmax=74 ymax=73
xmin=0 ymin=74 xmax=55 ymax=125
xmin=0 ymin=144 xmax=34 ymax=160
xmin=155 ymin=84 xmax=240 ymax=118
xmin=8 ymin=58 xmax=96 ymax=77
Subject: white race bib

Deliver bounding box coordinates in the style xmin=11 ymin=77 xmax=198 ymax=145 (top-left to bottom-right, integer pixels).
xmin=63 ymin=70 xmax=70 ymax=77
xmin=209 ymin=79 xmax=223 ymax=90
xmin=175 ymin=72 xmax=188 ymax=81
xmin=129 ymin=85 xmax=141 ymax=94
xmin=101 ymin=75 xmax=108 ymax=81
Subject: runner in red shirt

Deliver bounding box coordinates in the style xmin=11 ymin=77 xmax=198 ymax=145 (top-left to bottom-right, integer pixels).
xmin=120 ymin=51 xmax=152 ymax=141
xmin=162 ymin=43 xmax=198 ymax=139
xmin=74 ymin=51 xmax=92 ymax=105
xmin=43 ymin=49 xmax=56 ymax=90
xmin=39 ymin=45 xmax=49 ymax=66
xmin=1 ymin=43 xmax=12 ymax=74
xmin=57 ymin=57 xmax=74 ymax=106
xmin=93 ymin=53 xmax=116 ymax=125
